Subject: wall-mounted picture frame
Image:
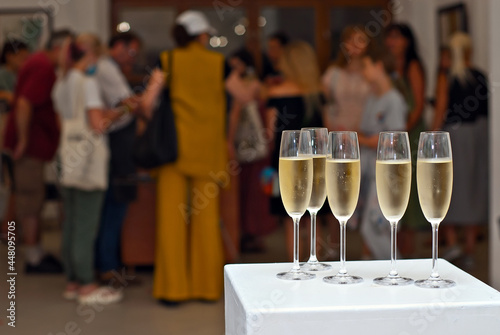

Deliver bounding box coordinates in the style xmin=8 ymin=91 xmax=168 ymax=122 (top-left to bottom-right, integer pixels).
xmin=438 ymin=3 xmax=468 ymax=47
xmin=0 ymin=8 xmax=53 ymax=52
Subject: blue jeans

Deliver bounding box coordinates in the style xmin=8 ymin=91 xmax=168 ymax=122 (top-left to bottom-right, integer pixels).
xmin=95 ymin=187 xmax=128 ymax=273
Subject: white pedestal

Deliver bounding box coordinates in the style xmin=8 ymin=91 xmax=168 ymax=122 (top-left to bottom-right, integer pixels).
xmin=224 ymin=259 xmax=500 ymax=335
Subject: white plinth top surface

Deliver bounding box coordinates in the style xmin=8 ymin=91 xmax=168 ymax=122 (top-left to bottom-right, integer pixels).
xmin=224 ymin=259 xmax=500 ymax=335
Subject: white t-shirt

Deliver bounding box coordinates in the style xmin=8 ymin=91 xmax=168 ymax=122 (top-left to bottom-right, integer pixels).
xmin=96 ymin=56 xmax=132 ymax=107
xmin=53 ymin=69 xmax=105 ymax=120
xmin=53 ymin=69 xmax=110 ymax=191
xmin=95 ymin=56 xmax=133 ymax=131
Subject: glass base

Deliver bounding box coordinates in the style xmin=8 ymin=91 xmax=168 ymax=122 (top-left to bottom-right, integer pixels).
xmin=415 ymin=277 xmax=456 ymax=288
xmin=300 ymin=261 xmax=332 ymax=272
xmin=373 ymin=275 xmax=414 ymax=286
xmin=276 ymin=270 xmax=316 ymax=281
xmin=323 ymin=273 xmax=363 ymax=285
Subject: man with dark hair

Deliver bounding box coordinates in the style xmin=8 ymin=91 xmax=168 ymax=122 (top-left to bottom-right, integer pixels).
xmin=0 ymin=40 xmax=30 ymax=106
xmin=3 ymin=29 xmax=73 ymax=273
xmin=97 ymin=32 xmax=141 ymax=118
xmin=106 ymin=32 xmax=141 ymax=83
xmin=46 ymin=29 xmax=74 ymax=50
xmin=108 ymin=31 xmax=141 ymax=48
xmin=262 ymin=31 xmax=290 ymax=85
xmin=94 ymin=32 xmax=143 ymax=284
xmin=0 ymin=39 xmax=28 ymax=124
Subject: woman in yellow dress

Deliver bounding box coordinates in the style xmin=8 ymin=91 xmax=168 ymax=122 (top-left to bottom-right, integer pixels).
xmin=154 ymin=10 xmax=228 ymax=304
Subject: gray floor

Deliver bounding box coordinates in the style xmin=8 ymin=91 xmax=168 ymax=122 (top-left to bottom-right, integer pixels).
xmin=0 ymin=226 xmax=226 ymax=335
xmin=0 ymin=220 xmax=489 ymax=335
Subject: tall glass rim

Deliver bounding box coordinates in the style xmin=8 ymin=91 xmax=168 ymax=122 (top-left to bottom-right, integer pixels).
xmin=417 ymin=131 xmax=452 ymax=160
xmin=280 ymin=130 xmax=300 ymax=158
xmin=329 ymin=130 xmax=358 ymax=135
xmin=420 ymin=131 xmax=449 ymax=135
xmin=328 ymin=131 xmax=359 ymax=160
xmin=282 ymin=130 xmax=301 ymax=136
xmin=301 ymin=127 xmax=329 ymax=131
xmin=377 ymin=131 xmax=410 ymax=161
xmin=301 ymin=127 xmax=328 ymax=155
xmin=280 ymin=130 xmax=312 ymax=158
xmin=379 ymin=131 xmax=408 ymax=136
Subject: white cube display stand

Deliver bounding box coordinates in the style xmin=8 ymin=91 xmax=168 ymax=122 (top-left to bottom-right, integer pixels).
xmin=224 ymin=259 xmax=500 ymax=335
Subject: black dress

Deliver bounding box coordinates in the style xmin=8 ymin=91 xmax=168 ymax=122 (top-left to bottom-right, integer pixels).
xmin=442 ymin=68 xmax=489 ymax=224
xmin=444 ymin=68 xmax=488 ymax=126
xmin=267 ymin=95 xmax=324 ymax=216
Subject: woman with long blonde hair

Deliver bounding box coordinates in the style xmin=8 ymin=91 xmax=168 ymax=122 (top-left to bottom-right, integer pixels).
xmin=266 ymin=40 xmax=325 ymax=259
xmin=267 ymin=41 xmax=323 ymax=135
xmin=432 ymin=32 xmax=489 ymax=268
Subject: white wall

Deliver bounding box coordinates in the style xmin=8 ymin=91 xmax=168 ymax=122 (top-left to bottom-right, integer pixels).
xmin=488 ymin=0 xmax=500 ymax=290
xmin=0 ymin=0 xmax=110 ymax=45
xmin=397 ymin=0 xmax=500 ymax=290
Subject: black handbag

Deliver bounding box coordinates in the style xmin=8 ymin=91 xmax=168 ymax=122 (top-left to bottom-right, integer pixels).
xmin=133 ymin=51 xmax=178 ymax=169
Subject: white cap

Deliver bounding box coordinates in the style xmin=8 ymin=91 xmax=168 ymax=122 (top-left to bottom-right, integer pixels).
xmin=176 ymin=10 xmax=217 ymax=36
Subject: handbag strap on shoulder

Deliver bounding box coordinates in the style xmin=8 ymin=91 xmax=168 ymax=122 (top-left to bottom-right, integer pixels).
xmin=74 ymin=73 xmax=88 ymax=124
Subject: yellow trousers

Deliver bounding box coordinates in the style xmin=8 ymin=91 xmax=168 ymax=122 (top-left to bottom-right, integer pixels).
xmin=153 ymin=165 xmax=224 ymax=301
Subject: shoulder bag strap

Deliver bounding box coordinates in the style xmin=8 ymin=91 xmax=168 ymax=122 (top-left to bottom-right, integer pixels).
xmin=74 ymin=73 xmax=87 ymax=126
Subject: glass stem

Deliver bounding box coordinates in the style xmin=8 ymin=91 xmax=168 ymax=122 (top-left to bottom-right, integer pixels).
xmin=389 ymin=221 xmax=399 ymax=277
xmin=431 ymin=223 xmax=440 ymax=279
xmin=292 ymin=216 xmax=301 ymax=272
xmin=309 ymin=211 xmax=318 ymax=263
xmin=338 ymin=221 xmax=347 ymax=275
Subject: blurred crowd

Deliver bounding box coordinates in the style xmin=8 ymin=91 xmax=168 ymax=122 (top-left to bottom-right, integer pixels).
xmin=0 ymin=10 xmax=488 ymax=306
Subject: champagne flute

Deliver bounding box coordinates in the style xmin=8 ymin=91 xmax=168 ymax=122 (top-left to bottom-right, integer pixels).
xmin=415 ymin=132 xmax=455 ymax=288
xmin=277 ymin=130 xmax=315 ymax=280
xmin=323 ymin=131 xmax=363 ymax=284
xmin=300 ymin=128 xmax=332 ymax=272
xmin=373 ymin=132 xmax=413 ymax=286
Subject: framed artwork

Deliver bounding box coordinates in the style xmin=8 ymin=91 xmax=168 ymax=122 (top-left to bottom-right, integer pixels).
xmin=0 ymin=8 xmax=53 ymax=52
xmin=438 ymin=3 xmax=468 ymax=47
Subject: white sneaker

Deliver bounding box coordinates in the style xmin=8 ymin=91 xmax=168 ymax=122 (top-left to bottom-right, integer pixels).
xmin=78 ymin=287 xmax=123 ymax=305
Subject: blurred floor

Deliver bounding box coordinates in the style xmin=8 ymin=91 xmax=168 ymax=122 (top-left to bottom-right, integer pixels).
xmin=0 ymin=220 xmax=489 ymax=334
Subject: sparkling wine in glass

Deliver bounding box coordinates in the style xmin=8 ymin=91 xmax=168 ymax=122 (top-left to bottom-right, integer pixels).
xmin=277 ymin=130 xmax=315 ymax=280
xmin=323 ymin=131 xmax=363 ymax=284
xmin=373 ymin=132 xmax=413 ymax=286
xmin=300 ymin=128 xmax=332 ymax=272
xmin=415 ymin=131 xmax=455 ymax=288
